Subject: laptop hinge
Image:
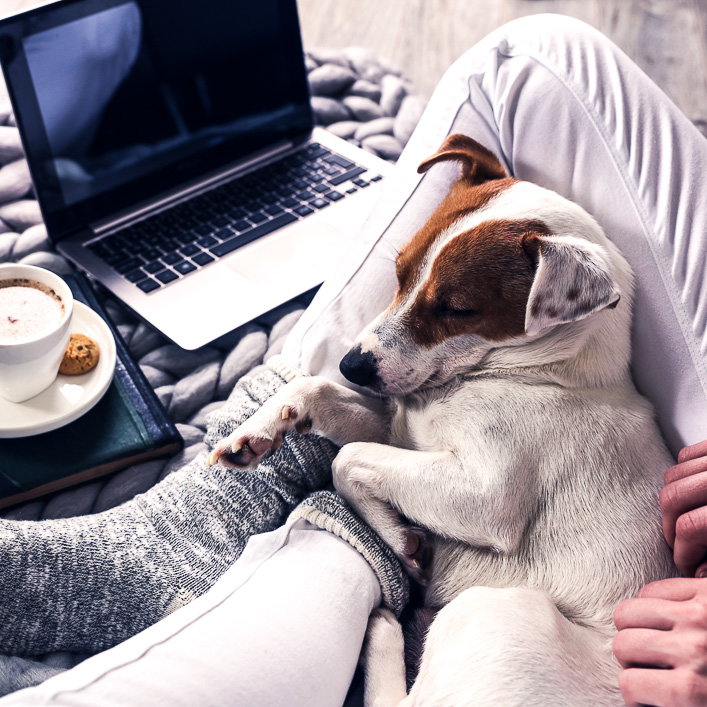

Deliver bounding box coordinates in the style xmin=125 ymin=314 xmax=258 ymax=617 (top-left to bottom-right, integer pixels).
xmin=90 ymin=138 xmax=301 ymax=236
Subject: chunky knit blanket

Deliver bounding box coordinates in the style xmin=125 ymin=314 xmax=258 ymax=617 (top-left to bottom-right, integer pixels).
xmin=0 ymin=49 xmax=425 ymax=691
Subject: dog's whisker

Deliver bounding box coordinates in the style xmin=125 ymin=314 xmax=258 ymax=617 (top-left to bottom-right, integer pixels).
xmin=379 ymin=236 xmax=400 ymax=258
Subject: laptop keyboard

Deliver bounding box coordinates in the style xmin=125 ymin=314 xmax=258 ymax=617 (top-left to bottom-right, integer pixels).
xmin=86 ymin=143 xmax=383 ymax=294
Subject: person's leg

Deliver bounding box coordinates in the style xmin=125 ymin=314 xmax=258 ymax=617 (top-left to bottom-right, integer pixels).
xmin=280 ymin=13 xmax=707 ymax=458
xmin=0 ymin=367 xmax=339 ymax=655
xmin=0 ymin=517 xmax=381 ymax=707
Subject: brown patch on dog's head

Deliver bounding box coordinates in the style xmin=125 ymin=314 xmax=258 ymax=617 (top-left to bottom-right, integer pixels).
xmin=402 ymin=219 xmax=552 ymax=347
xmin=386 ymin=138 xmax=550 ymax=348
xmin=394 ymin=136 xmax=516 ymax=306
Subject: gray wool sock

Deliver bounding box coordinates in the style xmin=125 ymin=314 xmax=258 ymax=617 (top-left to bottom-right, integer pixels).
xmin=0 ymin=367 xmax=338 ymax=656
xmin=290 ymin=490 xmax=410 ymax=616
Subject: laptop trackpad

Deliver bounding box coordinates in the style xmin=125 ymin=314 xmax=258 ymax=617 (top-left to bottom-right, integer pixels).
xmin=225 ymin=220 xmax=350 ymax=291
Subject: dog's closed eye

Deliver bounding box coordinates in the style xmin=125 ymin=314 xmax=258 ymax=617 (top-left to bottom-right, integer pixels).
xmin=436 ymin=302 xmax=479 ymax=318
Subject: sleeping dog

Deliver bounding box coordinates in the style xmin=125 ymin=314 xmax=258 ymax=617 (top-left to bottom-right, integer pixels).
xmin=208 ymin=135 xmax=677 ymax=706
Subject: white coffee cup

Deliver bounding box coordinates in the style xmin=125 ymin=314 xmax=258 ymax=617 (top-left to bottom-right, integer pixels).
xmin=0 ymin=264 xmax=73 ymax=403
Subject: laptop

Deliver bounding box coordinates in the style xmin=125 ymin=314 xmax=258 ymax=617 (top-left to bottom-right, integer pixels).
xmin=0 ymin=0 xmax=393 ymax=350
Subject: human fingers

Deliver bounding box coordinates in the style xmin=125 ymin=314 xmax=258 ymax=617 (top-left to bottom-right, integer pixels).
xmin=637 ymin=578 xmax=698 ymax=601
xmin=619 ymin=667 xmax=707 ymax=707
xmin=660 ymin=471 xmax=707 ymax=548
xmin=664 ymin=453 xmax=707 ymax=485
xmin=678 ymin=440 xmax=707 ymax=465
xmin=613 ymin=628 xmax=676 ymax=669
xmin=614 ymin=597 xmax=678 ymax=631
xmin=674 ymin=507 xmax=707 ymax=576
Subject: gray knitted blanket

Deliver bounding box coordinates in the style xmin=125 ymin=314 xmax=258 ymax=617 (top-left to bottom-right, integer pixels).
xmin=0 ymin=49 xmax=425 ymax=690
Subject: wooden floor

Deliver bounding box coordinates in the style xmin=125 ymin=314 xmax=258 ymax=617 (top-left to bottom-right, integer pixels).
xmin=2 ymin=0 xmax=706 ymax=135
xmin=297 ymin=0 xmax=707 ymax=136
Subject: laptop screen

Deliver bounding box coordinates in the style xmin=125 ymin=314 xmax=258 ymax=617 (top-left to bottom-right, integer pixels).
xmin=0 ymin=0 xmax=313 ymax=240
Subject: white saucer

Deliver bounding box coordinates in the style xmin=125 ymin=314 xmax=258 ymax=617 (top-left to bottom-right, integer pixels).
xmin=0 ymin=302 xmax=117 ymax=438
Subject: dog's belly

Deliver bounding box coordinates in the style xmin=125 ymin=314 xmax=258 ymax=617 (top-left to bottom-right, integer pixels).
xmin=422 ymin=523 xmax=678 ymax=632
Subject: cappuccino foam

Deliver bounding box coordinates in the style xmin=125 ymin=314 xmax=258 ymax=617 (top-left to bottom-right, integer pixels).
xmin=0 ymin=278 xmax=65 ymax=345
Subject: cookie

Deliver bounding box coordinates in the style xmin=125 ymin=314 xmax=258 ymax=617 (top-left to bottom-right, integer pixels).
xmin=60 ymin=333 xmax=100 ymax=375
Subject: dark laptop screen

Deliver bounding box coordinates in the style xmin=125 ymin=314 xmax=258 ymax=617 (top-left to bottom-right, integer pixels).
xmin=0 ymin=0 xmax=313 ymax=240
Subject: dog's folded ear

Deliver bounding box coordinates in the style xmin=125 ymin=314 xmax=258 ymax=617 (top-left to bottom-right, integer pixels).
xmin=522 ymin=234 xmax=621 ymax=337
xmin=417 ymin=134 xmax=508 ymax=184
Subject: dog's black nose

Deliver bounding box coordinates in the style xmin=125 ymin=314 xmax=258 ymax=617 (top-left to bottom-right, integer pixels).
xmin=339 ymin=345 xmax=379 ymax=387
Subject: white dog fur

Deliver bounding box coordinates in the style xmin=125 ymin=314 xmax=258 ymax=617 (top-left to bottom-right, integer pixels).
xmin=208 ymin=135 xmax=677 ymax=706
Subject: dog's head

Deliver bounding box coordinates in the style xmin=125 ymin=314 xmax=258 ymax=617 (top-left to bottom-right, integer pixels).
xmin=339 ymin=134 xmax=629 ymax=395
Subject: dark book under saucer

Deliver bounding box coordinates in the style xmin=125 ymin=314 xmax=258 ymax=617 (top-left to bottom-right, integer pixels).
xmin=0 ymin=273 xmax=183 ymax=509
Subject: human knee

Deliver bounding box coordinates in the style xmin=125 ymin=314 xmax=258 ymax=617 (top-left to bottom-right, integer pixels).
xmin=489 ymin=13 xmax=608 ymax=54
xmin=448 ymin=13 xmax=611 ymax=75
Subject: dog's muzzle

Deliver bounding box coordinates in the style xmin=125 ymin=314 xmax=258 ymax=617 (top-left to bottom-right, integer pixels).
xmin=339 ymin=345 xmax=379 ymax=387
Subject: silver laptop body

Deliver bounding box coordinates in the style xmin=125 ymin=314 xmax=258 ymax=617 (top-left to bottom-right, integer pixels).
xmin=0 ymin=0 xmax=393 ymax=349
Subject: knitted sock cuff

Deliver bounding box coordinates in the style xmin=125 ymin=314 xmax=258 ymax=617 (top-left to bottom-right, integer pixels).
xmin=267 ymin=353 xmax=308 ymax=382
xmin=290 ymin=490 xmax=410 ymax=616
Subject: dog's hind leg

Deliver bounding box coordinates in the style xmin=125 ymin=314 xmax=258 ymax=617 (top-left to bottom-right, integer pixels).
xmin=362 ymin=608 xmax=410 ymax=707
xmin=408 ymin=586 xmax=623 ymax=707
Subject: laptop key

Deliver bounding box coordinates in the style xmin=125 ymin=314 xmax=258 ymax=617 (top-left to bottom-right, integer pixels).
xmin=370 ymin=175 xmax=383 ymax=182
xmin=141 ymin=248 xmax=161 ymax=260
xmin=174 ymin=231 xmax=196 ymax=245
xmin=197 ymin=235 xmax=218 ymax=248
xmin=294 ymin=205 xmax=314 ymax=217
xmin=209 ymin=213 xmax=297 ymax=257
xmin=281 ymin=197 xmax=299 ymax=208
xmin=88 ymin=242 xmax=111 ymax=258
xmin=232 ymin=220 xmax=252 ymax=232
xmin=162 ymin=252 xmax=182 ymax=265
xmin=159 ymin=239 xmax=179 ymax=253
xmin=156 ymin=269 xmax=179 ymax=284
xmin=324 ymin=154 xmax=355 ymax=170
xmin=249 ymin=211 xmax=269 ymax=224
xmin=179 ymin=244 xmax=200 ymax=257
xmin=106 ymin=252 xmax=128 ymax=266
xmin=346 ymin=187 xmax=358 ymax=194
xmin=193 ymin=251 xmax=215 ymax=266
xmin=328 ymin=166 xmax=366 ymax=186
xmin=144 ymin=261 xmax=164 ymax=274
xmin=295 ymin=190 xmax=316 ymax=201
xmin=115 ymin=257 xmax=144 ymax=274
xmin=310 ymin=198 xmax=329 ymax=210
xmin=324 ymin=190 xmax=344 ymax=202
xmin=352 ymin=178 xmax=370 ymax=188
xmin=193 ymin=224 xmax=213 ymax=237
xmin=264 ymin=204 xmax=284 ymax=216
xmin=306 ymin=145 xmax=329 ymax=159
xmin=211 ymin=216 xmax=231 ymax=228
xmin=213 ymin=227 xmax=235 ymax=240
xmin=313 ymin=183 xmax=330 ymax=193
xmin=174 ymin=260 xmax=197 ymax=275
xmin=125 ymin=268 xmax=148 ymax=283
xmin=137 ymin=278 xmax=160 ymax=293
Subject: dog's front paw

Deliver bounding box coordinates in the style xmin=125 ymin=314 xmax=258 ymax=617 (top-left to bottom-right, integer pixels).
xmin=206 ymin=398 xmax=313 ymax=469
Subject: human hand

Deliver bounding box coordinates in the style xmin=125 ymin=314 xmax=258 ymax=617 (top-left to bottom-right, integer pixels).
xmin=660 ymin=440 xmax=707 ymax=577
xmin=614 ymin=578 xmax=707 ymax=706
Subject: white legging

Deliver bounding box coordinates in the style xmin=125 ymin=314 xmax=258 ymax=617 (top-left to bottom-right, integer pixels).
xmin=4 ymin=13 xmax=706 ymax=707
